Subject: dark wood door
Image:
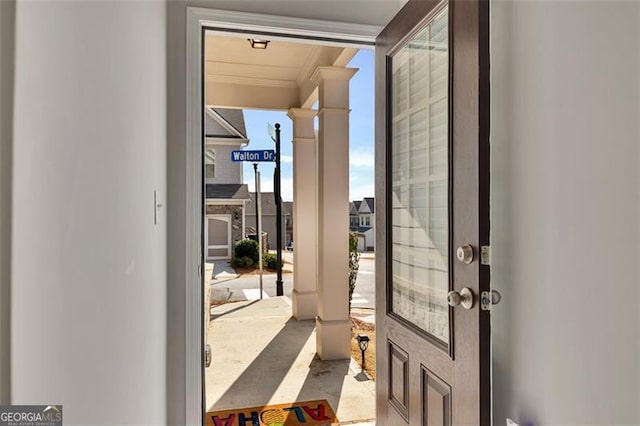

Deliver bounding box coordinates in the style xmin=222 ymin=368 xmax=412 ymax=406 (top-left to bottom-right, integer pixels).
xmin=375 ymin=1 xmax=490 ymax=424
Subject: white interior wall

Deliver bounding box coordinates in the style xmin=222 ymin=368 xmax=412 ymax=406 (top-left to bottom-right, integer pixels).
xmin=11 ymin=1 xmax=166 ymax=424
xmin=491 ymin=1 xmax=640 ymax=424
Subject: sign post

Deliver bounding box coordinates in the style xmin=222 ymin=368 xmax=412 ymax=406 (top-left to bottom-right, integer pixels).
xmin=253 ymin=163 xmax=263 ymax=299
xmin=230 ymin=135 xmax=282 ymax=296
xmin=269 ymin=123 xmax=284 ymax=296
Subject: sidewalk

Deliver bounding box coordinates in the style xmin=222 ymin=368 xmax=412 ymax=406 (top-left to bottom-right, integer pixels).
xmin=205 ymin=297 xmax=376 ymax=425
xmin=350 ymin=307 xmax=375 ymax=325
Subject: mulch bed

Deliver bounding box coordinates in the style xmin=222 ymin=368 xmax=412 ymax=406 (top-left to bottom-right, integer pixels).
xmin=350 ymin=316 xmax=376 ymax=380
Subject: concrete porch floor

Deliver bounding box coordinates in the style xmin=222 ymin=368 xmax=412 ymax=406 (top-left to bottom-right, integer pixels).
xmin=205 ymin=297 xmax=376 ymax=425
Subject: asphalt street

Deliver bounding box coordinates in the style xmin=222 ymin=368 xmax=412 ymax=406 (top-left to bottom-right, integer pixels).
xmin=352 ymin=255 xmax=375 ymax=309
xmin=209 ymin=253 xmax=375 ymax=309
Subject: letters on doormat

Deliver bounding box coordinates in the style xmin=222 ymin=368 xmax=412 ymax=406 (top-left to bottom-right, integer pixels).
xmin=207 ymin=399 xmax=338 ymax=426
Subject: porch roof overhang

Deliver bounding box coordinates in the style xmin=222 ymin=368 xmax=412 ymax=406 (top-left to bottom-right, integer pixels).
xmin=205 ymin=33 xmax=360 ymax=110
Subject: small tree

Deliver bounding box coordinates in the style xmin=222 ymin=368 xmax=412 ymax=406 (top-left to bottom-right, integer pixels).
xmin=348 ymin=232 xmax=360 ymax=313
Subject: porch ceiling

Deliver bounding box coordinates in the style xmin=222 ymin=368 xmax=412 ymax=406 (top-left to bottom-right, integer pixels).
xmin=205 ymin=34 xmax=358 ymax=110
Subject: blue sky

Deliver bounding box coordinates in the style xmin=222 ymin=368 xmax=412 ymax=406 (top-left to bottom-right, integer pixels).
xmin=242 ymin=49 xmax=374 ymax=202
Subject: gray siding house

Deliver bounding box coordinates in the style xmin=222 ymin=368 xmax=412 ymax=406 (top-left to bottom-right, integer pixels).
xmin=204 ymin=108 xmax=250 ymax=260
xmin=245 ymin=193 xmax=292 ymax=249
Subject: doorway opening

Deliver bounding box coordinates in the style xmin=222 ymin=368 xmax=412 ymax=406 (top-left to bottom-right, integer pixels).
xmin=198 ymin=20 xmax=378 ymax=426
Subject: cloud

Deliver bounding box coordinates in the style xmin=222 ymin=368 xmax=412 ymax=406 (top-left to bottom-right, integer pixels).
xmin=349 ymin=183 xmax=375 ymax=201
xmin=281 ymin=178 xmax=293 ymax=201
xmin=280 ymin=155 xmax=293 ymax=164
xmin=349 ymin=149 xmax=375 ymax=168
xmin=248 ymin=174 xmax=375 ymax=203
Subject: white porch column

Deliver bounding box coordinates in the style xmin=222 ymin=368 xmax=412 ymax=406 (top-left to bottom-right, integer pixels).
xmin=288 ymin=108 xmax=318 ymax=320
xmin=312 ymin=66 xmax=358 ymax=360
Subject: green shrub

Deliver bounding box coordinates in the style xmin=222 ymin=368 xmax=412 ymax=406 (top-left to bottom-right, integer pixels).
xmin=348 ymin=232 xmax=360 ymax=313
xmin=234 ymin=239 xmax=259 ymax=264
xmin=231 ymin=256 xmax=254 ymax=268
xmin=263 ymin=252 xmax=283 ymax=270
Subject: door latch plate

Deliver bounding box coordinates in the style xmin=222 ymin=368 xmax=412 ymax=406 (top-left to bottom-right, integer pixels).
xmin=480 ymin=246 xmax=491 ymax=265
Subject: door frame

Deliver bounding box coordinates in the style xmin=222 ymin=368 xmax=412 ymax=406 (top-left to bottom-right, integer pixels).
xmin=185 ymin=8 xmax=383 ymax=424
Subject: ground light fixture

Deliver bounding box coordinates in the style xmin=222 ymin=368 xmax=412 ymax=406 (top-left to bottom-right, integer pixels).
xmin=248 ymin=38 xmax=270 ymax=49
xmin=356 ymin=334 xmax=370 ymax=372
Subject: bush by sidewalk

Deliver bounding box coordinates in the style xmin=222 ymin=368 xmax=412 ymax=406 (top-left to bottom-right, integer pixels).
xmin=263 ymin=252 xmax=283 ymax=270
xmin=349 ymin=232 xmax=360 ymax=312
xmin=233 ymin=239 xmax=259 ymax=265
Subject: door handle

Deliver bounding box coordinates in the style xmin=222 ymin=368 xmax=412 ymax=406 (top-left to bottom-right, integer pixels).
xmin=447 ymin=287 xmax=474 ymax=310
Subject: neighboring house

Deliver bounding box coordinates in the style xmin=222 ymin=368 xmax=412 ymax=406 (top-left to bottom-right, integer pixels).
xmin=349 ymin=197 xmax=375 ymax=252
xmin=283 ymin=201 xmax=293 ymax=247
xmin=245 ymin=193 xmax=292 ymax=249
xmin=204 ymin=108 xmax=250 ymax=260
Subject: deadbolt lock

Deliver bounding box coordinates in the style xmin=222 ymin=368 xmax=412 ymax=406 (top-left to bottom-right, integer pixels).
xmin=456 ymin=244 xmax=474 ymax=264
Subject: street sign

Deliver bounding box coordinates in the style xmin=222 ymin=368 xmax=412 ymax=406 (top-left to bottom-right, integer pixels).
xmin=230 ymin=150 xmax=275 ymax=162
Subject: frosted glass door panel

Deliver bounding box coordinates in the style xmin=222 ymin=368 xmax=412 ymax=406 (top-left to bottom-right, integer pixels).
xmin=389 ymin=7 xmax=450 ymax=344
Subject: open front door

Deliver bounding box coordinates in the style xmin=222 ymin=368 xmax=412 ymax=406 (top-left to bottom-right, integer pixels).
xmin=375 ymin=0 xmax=490 ymax=424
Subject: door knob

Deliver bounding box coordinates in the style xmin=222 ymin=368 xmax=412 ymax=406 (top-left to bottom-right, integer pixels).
xmin=456 ymin=244 xmax=474 ymax=264
xmin=447 ymin=287 xmax=474 ymax=309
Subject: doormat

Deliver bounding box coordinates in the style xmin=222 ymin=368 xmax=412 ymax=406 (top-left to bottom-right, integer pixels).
xmin=206 ymin=399 xmax=338 ymax=426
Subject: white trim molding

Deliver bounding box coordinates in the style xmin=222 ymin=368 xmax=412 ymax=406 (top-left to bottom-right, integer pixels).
xmin=204 ymin=137 xmax=248 ymax=147
xmin=185 ymin=7 xmax=380 ymax=425
xmin=206 ymin=73 xmax=300 ymax=89
xmin=194 ymin=7 xmax=381 ymax=48
xmin=185 ymin=7 xmax=203 ymax=426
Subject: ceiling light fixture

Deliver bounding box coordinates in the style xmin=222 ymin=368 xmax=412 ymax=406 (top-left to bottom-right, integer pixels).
xmin=248 ymin=38 xmax=270 ymax=49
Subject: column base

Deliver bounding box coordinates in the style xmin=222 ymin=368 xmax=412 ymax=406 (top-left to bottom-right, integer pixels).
xmin=316 ymin=317 xmax=351 ymax=360
xmin=292 ymin=289 xmax=317 ymax=320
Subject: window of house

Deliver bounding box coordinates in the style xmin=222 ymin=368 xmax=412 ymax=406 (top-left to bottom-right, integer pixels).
xmin=205 ymin=149 xmax=215 ymax=179
xmin=365 ymin=216 xmax=370 ymax=227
